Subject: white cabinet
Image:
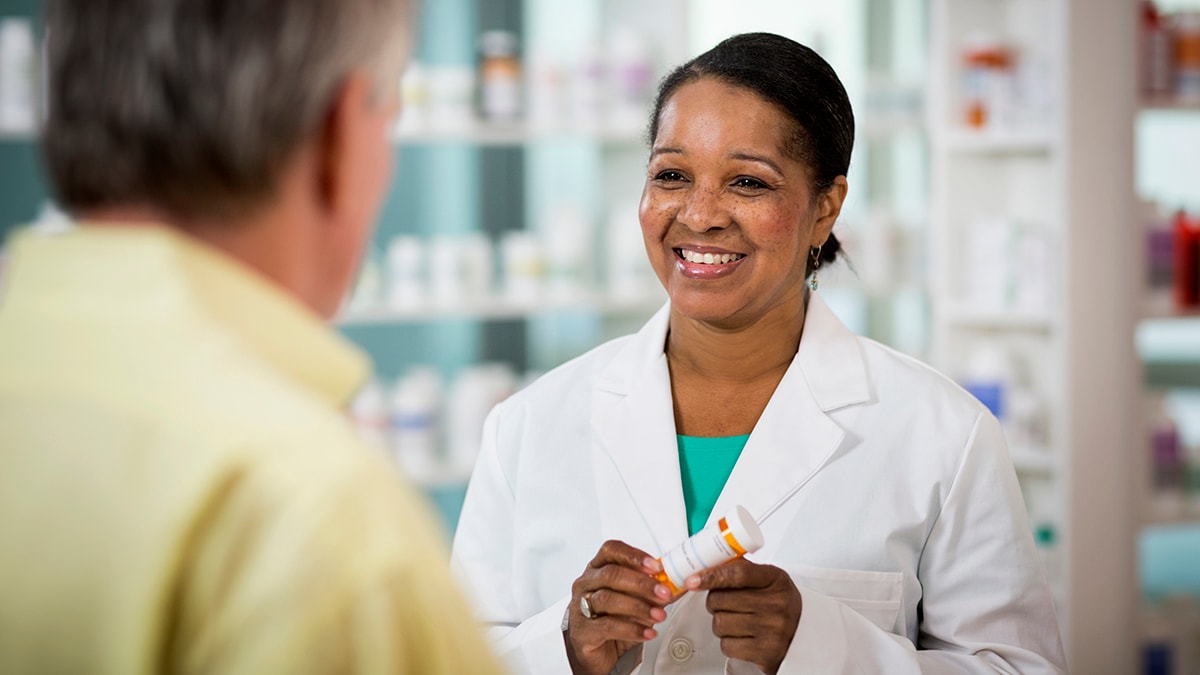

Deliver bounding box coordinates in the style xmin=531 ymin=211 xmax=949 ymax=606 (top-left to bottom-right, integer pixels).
xmin=929 ymin=0 xmax=1141 ymax=671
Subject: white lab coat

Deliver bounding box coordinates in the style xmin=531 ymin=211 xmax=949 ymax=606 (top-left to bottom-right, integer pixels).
xmin=451 ymin=294 xmax=1067 ymax=674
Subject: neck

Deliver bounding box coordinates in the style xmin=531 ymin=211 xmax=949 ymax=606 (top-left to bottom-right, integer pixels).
xmin=77 ymin=202 xmax=313 ymax=310
xmin=665 ymin=292 xmax=809 ymax=383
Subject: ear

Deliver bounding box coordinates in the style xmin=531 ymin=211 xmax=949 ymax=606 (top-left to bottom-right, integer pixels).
xmin=314 ymin=70 xmax=389 ymax=219
xmin=811 ymin=175 xmax=848 ymax=248
xmin=306 ymin=69 xmax=398 ymax=317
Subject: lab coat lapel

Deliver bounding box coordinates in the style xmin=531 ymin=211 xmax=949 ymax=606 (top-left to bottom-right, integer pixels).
xmin=590 ymin=304 xmax=689 ymax=556
xmin=710 ymin=293 xmax=872 ymax=557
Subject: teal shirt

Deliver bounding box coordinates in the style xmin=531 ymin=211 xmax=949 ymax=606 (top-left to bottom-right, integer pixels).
xmin=676 ymin=434 xmax=750 ymax=535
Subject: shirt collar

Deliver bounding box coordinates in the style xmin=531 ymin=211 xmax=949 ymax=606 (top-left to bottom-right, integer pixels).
xmin=4 ymin=224 xmax=370 ymax=408
xmin=597 ymin=292 xmax=871 ymax=412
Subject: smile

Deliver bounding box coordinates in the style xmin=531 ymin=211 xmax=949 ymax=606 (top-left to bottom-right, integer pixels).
xmin=676 ymin=249 xmax=746 ymax=265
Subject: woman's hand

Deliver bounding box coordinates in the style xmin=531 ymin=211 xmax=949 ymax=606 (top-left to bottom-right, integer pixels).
xmin=685 ymin=558 xmax=803 ymax=675
xmin=564 ymin=540 xmax=673 ymax=675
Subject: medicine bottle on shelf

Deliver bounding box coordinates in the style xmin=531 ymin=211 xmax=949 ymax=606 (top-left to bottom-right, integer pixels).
xmin=1173 ymin=210 xmax=1200 ymax=309
xmin=1175 ymin=11 xmax=1200 ymax=100
xmin=960 ymin=33 xmax=1013 ymax=130
xmin=478 ymin=30 xmax=521 ymax=122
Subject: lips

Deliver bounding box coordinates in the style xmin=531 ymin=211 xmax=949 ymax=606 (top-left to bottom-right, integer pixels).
xmin=673 ymin=247 xmax=746 ymax=279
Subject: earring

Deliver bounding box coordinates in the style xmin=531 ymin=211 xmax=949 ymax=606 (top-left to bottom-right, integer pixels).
xmin=808 ymin=246 xmax=822 ymax=291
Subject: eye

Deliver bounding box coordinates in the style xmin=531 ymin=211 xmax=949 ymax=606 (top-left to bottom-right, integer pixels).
xmin=732 ymin=176 xmax=769 ymax=190
xmin=653 ymin=169 xmax=687 ymax=184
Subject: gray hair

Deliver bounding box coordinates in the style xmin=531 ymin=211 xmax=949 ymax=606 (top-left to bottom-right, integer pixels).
xmin=42 ymin=0 xmax=413 ymax=221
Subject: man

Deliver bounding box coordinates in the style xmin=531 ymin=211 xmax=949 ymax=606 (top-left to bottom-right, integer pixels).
xmin=0 ymin=1 xmax=505 ymax=673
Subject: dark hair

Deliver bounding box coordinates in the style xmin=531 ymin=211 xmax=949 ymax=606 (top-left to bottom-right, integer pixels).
xmin=647 ymin=32 xmax=854 ymax=272
xmin=42 ymin=0 xmax=412 ymax=221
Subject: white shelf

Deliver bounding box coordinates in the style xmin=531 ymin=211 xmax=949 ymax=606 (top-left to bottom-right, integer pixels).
xmin=941 ymin=306 xmax=1057 ymax=332
xmin=1142 ymin=497 xmax=1200 ymax=529
xmin=1011 ymin=446 xmax=1056 ymax=475
xmin=941 ymin=127 xmax=1058 ymax=155
xmin=392 ymin=118 xmax=927 ymax=147
xmin=337 ymin=289 xmax=666 ymax=326
xmin=0 ymin=128 xmax=37 ymax=142
xmin=392 ymin=122 xmax=646 ymax=146
xmin=1139 ymin=96 xmax=1200 ymax=112
xmin=409 ymin=464 xmax=475 ymax=489
xmin=1139 ymin=305 xmax=1200 ymax=322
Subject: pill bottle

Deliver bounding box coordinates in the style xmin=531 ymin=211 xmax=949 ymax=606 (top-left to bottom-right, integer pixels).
xmin=1175 ymin=11 xmax=1200 ymax=100
xmin=479 ymin=30 xmax=521 ymax=122
xmin=654 ymin=505 xmax=764 ymax=595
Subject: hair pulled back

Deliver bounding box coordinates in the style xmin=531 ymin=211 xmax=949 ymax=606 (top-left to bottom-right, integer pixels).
xmin=647 ymin=32 xmax=854 ymax=270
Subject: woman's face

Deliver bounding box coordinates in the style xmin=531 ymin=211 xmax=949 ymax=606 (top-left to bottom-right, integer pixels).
xmin=639 ymin=77 xmax=843 ymax=328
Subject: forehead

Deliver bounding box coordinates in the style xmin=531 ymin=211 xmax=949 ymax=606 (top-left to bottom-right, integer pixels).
xmin=655 ymin=77 xmax=798 ymax=161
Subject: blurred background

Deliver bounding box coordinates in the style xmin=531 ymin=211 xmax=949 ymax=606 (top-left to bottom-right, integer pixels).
xmin=1 ymin=0 xmax=1199 ymax=671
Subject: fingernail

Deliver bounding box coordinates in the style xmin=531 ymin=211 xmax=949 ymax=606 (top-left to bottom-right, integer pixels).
xmin=644 ymin=557 xmax=662 ymax=573
xmin=685 ymin=575 xmax=701 ymax=589
xmin=655 ymin=584 xmax=671 ymax=599
xmin=644 ymin=628 xmax=657 ymax=640
xmin=650 ymin=607 xmax=667 ymax=622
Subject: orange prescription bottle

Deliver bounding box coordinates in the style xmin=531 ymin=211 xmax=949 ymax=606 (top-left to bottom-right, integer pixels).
xmin=654 ymin=505 xmax=765 ymax=595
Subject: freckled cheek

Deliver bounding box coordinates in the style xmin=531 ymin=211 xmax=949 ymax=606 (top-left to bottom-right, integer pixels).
xmin=732 ymin=206 xmax=802 ymax=246
xmin=638 ymin=195 xmax=676 ymax=239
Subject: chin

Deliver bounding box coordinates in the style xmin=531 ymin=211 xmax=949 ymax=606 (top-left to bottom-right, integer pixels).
xmin=667 ymin=292 xmax=749 ymax=325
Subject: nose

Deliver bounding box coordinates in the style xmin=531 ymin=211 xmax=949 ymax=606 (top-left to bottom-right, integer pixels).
xmin=676 ymin=185 xmax=730 ymax=233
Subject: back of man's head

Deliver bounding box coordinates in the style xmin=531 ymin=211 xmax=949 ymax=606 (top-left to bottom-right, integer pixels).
xmin=42 ymin=0 xmax=412 ymax=222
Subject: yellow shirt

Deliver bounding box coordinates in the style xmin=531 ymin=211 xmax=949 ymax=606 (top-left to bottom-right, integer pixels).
xmin=0 ymin=226 xmax=506 ymax=675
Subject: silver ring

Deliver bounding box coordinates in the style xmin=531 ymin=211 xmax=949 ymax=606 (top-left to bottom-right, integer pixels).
xmin=580 ymin=592 xmax=598 ymax=619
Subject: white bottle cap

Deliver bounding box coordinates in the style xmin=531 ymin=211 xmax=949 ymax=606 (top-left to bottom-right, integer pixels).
xmin=725 ymin=505 xmax=765 ymax=554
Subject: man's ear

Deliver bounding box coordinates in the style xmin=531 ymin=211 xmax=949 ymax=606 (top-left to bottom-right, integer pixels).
xmin=314 ymin=71 xmax=377 ymax=219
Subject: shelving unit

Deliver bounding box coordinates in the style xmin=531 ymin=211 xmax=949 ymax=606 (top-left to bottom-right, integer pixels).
xmin=337 ymin=288 xmax=666 ymax=326
xmin=1132 ymin=11 xmax=1200 ymax=668
xmin=929 ymin=0 xmax=1141 ymax=671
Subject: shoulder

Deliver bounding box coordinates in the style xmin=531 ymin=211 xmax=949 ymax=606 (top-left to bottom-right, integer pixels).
xmin=502 ymin=332 xmax=636 ymax=411
xmin=856 ymin=335 xmax=986 ymax=418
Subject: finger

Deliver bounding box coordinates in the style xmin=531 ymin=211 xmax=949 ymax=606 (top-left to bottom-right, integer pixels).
xmin=587 ymin=588 xmax=669 ymax=627
xmin=571 ymin=614 xmax=660 ymax=645
xmin=710 ymin=608 xmax=757 ymax=638
xmin=717 ymin=636 xmax=774 ymax=667
xmin=589 ymin=539 xmax=662 ymax=575
xmin=576 ymin=562 xmax=672 ymax=607
xmin=685 ymin=557 xmax=775 ymax=592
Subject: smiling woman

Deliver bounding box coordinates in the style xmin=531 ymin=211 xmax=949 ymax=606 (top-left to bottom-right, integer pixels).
xmin=451 ymin=32 xmax=1068 ymax=675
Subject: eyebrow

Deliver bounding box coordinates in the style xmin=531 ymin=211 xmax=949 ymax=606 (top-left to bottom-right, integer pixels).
xmin=729 ymin=152 xmax=784 ymax=176
xmin=649 ymin=147 xmax=785 ymax=176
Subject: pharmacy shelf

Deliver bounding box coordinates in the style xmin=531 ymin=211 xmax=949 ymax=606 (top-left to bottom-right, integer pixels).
xmin=1142 ymin=500 xmax=1200 ymax=529
xmin=928 ymin=0 xmax=1142 ymax=669
xmin=941 ymin=306 xmax=1057 ymax=332
xmin=1140 ymin=96 xmax=1200 ymax=112
xmin=1011 ymin=446 xmax=1057 ymax=475
xmin=392 ymin=118 xmax=928 ymax=147
xmin=1139 ymin=306 xmax=1200 ymax=322
xmin=336 ymin=289 xmax=666 ymax=326
xmin=408 ymin=464 xmax=476 ymax=489
xmin=0 ymin=129 xmax=37 ymax=143
xmin=392 ymin=122 xmax=646 ymax=147
xmin=940 ymin=127 xmax=1058 ymax=155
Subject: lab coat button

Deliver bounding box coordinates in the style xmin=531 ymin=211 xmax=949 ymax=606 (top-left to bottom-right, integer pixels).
xmin=669 ymin=637 xmax=693 ymax=662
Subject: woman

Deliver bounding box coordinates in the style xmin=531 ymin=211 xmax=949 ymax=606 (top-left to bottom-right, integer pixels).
xmin=452 ymin=33 xmax=1066 ymax=674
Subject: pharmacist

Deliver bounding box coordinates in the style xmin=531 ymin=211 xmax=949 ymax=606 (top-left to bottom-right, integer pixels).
xmin=451 ymin=33 xmax=1067 ymax=674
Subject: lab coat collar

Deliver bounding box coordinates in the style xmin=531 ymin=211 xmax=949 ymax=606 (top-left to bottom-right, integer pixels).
xmin=590 ymin=293 xmax=872 ymax=555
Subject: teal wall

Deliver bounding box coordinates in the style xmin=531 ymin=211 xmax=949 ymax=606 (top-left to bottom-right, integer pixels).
xmin=0 ymin=0 xmax=46 ymax=241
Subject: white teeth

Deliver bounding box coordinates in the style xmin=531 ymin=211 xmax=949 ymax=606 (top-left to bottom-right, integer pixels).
xmin=680 ymin=249 xmax=745 ymax=265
